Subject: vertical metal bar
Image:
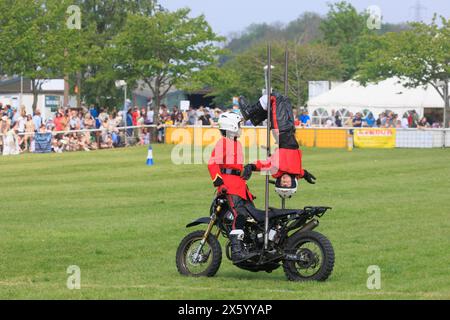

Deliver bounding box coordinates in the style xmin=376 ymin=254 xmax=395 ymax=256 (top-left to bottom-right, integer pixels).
xmin=284 ymin=48 xmax=289 ymax=97
xmin=264 ymin=44 xmax=272 ymax=250
xmin=282 ymin=47 xmax=288 ymax=211
xmin=443 ymin=83 xmax=448 ymax=147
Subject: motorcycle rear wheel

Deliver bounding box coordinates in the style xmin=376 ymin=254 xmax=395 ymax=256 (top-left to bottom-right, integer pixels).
xmin=176 ymin=230 xmax=222 ymax=277
xmin=282 ymin=230 xmax=334 ymax=282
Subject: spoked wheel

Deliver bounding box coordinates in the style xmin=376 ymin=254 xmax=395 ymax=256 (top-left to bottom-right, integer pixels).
xmin=176 ymin=230 xmax=222 ymax=277
xmin=283 ymin=230 xmax=334 ymax=281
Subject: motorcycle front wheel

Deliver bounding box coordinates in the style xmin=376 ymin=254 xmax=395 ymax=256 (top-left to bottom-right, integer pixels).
xmin=282 ymin=230 xmax=335 ymax=282
xmin=176 ymin=230 xmax=222 ymax=277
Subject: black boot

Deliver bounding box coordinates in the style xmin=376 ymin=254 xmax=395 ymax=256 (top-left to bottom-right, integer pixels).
xmin=229 ymin=232 xmax=256 ymax=264
xmin=239 ymin=96 xmax=267 ymax=127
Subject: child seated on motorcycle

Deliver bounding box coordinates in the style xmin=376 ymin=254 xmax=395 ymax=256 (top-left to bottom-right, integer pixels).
xmin=207 ymin=112 xmax=257 ymax=264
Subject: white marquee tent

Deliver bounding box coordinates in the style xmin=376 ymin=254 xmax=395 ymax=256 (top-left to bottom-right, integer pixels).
xmin=307 ymin=77 xmax=445 ymax=124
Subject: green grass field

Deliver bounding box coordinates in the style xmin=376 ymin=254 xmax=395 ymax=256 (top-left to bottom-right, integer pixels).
xmin=1 ymin=145 xmax=449 ymax=300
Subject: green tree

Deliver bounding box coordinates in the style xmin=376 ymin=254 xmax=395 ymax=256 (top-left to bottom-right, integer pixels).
xmin=356 ymin=16 xmax=450 ymax=127
xmin=320 ymin=1 xmax=372 ymax=80
xmin=73 ymin=0 xmax=161 ymax=107
xmin=109 ymin=8 xmax=224 ymax=120
xmin=0 ymin=0 xmax=90 ymax=111
xmin=187 ymin=41 xmax=342 ymax=107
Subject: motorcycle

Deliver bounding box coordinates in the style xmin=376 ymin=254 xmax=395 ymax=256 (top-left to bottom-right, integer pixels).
xmin=176 ymin=186 xmax=335 ymax=281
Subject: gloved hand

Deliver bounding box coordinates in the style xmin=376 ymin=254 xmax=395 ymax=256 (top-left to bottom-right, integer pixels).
xmin=303 ymin=170 xmax=316 ymax=184
xmin=213 ymin=176 xmax=224 ymax=187
xmin=242 ymin=164 xmax=256 ymax=180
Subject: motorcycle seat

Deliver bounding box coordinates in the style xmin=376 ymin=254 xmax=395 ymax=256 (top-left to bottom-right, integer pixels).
xmin=245 ymin=205 xmax=302 ymax=222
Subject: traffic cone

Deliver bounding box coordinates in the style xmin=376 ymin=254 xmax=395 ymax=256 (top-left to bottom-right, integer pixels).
xmin=146 ymin=145 xmax=154 ymax=166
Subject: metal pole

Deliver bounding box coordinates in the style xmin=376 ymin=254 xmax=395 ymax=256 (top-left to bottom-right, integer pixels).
xmin=284 ymin=48 xmax=289 ymax=97
xmin=444 ymin=83 xmax=449 ymax=147
xmin=19 ymin=75 xmax=23 ymax=107
xmin=444 ymin=83 xmax=448 ymax=129
xmin=282 ymin=47 xmax=289 ymax=210
xmin=264 ymin=45 xmax=272 ymax=251
xmin=124 ymin=85 xmax=128 ymax=146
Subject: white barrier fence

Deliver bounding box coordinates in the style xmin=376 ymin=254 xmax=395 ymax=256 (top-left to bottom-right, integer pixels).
xmin=395 ymin=129 xmax=450 ymax=148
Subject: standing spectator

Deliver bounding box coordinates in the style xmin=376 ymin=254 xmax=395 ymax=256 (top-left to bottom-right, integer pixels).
xmin=140 ymin=107 xmax=147 ymax=125
xmin=46 ymin=116 xmax=55 ymax=131
xmin=300 ymin=110 xmax=311 ymax=127
xmin=352 ymin=113 xmax=363 ymax=127
xmin=159 ymin=105 xmax=170 ymax=123
xmin=197 ymin=107 xmax=211 ymax=126
xmin=69 ymin=111 xmax=80 ymax=130
xmin=5 ymin=105 xmax=13 ymax=120
xmin=89 ymin=105 xmax=100 ymax=128
xmin=212 ymin=108 xmax=222 ymax=125
xmin=293 ymin=109 xmax=300 ymax=127
xmin=3 ymin=123 xmax=20 ymax=155
xmin=17 ymin=109 xmax=26 ymax=136
xmin=33 ymin=110 xmax=42 ymax=132
xmin=171 ymin=106 xmax=182 ymax=123
xmin=136 ymin=111 xmax=146 ymax=145
xmin=24 ymin=115 xmax=35 ymax=151
xmin=132 ymin=107 xmax=139 ymax=126
xmin=126 ymin=108 xmax=133 ymax=137
xmin=0 ymin=115 xmax=11 ymax=153
xmin=11 ymin=107 xmax=19 ymax=126
xmin=188 ymin=107 xmax=197 ymax=125
xmin=84 ymin=113 xmax=95 ymax=130
xmin=98 ymin=108 xmax=109 ymax=124
xmin=401 ymin=114 xmax=409 ymax=128
xmin=364 ymin=112 xmax=375 ymax=127
xmin=54 ymin=112 xmax=64 ymax=132
xmin=335 ymin=115 xmax=343 ymax=127
xmin=145 ymin=108 xmax=154 ymax=125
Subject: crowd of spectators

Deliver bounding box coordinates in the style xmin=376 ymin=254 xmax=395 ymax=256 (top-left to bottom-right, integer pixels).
xmin=0 ymin=103 xmax=155 ymax=155
xmin=0 ymin=100 xmax=444 ymax=156
xmin=295 ymin=109 xmax=442 ymax=129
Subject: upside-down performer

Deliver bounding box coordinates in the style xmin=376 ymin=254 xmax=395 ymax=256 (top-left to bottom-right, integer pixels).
xmin=239 ymin=93 xmax=316 ymax=198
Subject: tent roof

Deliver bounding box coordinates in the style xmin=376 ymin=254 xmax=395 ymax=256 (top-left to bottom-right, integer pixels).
xmin=307 ymin=77 xmax=445 ymax=110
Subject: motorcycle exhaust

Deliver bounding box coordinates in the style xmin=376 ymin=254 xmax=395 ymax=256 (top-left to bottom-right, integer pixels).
xmin=298 ymin=219 xmax=319 ymax=233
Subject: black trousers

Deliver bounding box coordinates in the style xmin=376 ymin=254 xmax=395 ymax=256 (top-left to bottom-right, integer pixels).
xmin=227 ymin=195 xmax=253 ymax=230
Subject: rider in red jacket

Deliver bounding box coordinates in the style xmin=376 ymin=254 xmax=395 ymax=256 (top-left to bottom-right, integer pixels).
xmin=208 ymin=112 xmax=256 ymax=263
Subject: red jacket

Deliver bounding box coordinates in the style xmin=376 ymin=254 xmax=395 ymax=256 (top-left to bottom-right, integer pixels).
xmin=208 ymin=137 xmax=254 ymax=201
xmin=254 ymin=148 xmax=304 ymax=179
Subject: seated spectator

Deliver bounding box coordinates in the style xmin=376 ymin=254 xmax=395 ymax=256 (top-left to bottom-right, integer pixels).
xmin=417 ymin=117 xmax=430 ymax=129
xmin=324 ymin=117 xmax=334 ymax=128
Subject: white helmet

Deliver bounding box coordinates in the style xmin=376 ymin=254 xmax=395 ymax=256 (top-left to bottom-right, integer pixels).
xmin=275 ymin=175 xmax=298 ymax=199
xmin=218 ymin=112 xmax=243 ymax=137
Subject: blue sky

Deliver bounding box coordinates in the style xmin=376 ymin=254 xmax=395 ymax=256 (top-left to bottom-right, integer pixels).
xmin=158 ymin=0 xmax=450 ymax=37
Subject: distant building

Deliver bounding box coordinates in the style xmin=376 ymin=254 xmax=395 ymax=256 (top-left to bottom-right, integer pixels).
xmin=0 ymin=77 xmax=76 ymax=119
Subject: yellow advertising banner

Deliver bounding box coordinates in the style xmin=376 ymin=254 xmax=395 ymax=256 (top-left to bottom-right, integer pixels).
xmin=354 ymin=128 xmax=396 ymax=148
